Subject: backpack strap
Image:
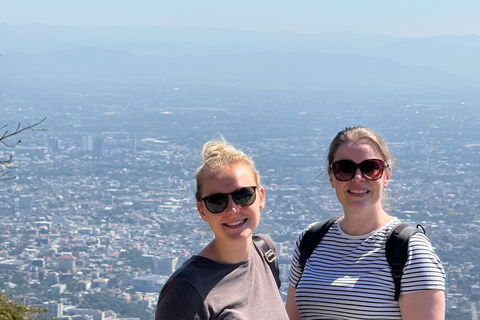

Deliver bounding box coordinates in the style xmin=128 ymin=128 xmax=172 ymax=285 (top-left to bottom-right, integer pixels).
xmin=385 ymin=223 xmax=424 ymax=301
xmin=252 ymin=234 xmax=281 ymax=289
xmin=297 ymin=216 xmax=340 ymax=286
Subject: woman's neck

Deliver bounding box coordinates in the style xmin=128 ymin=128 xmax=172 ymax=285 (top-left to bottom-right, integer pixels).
xmin=340 ymin=208 xmax=393 ymax=236
xmin=199 ymin=237 xmax=252 ymax=264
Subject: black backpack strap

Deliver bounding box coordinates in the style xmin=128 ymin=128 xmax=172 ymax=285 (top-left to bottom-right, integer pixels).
xmin=385 ymin=223 xmax=424 ymax=301
xmin=252 ymin=234 xmax=281 ymax=289
xmin=297 ymin=216 xmax=340 ymax=284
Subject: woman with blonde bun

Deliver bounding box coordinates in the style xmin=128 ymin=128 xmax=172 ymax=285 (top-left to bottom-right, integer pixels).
xmin=156 ymin=137 xmax=288 ymax=320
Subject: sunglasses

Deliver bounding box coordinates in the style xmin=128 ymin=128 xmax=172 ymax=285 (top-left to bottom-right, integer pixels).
xmin=330 ymin=159 xmax=386 ymax=181
xmin=200 ymin=186 xmax=258 ymax=214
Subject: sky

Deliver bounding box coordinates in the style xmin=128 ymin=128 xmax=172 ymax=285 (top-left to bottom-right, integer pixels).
xmin=1 ymin=0 xmax=480 ymax=37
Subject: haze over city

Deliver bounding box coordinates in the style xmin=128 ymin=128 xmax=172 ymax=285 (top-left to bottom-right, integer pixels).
xmin=1 ymin=1 xmax=480 ymax=319
xmin=2 ymin=0 xmax=480 ymax=37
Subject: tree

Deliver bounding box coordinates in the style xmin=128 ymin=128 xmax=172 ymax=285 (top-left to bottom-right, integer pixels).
xmin=0 ymin=292 xmax=46 ymax=320
xmin=0 ymin=117 xmax=46 ymax=180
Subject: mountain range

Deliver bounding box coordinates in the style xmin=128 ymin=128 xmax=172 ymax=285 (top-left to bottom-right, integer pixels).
xmin=2 ymin=24 xmax=479 ymax=88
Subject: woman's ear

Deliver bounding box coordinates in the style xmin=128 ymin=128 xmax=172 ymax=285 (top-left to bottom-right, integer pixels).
xmin=328 ymin=169 xmax=336 ymax=188
xmin=197 ymin=201 xmax=209 ymax=222
xmin=383 ymin=166 xmax=391 ymax=188
xmin=258 ymin=187 xmax=265 ymax=211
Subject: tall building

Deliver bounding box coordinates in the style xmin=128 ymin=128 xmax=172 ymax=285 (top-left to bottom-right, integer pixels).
xmin=46 ymin=272 xmax=59 ymax=285
xmin=93 ymin=138 xmax=106 ymax=158
xmin=40 ymin=301 xmax=63 ymax=319
xmin=82 ymin=136 xmax=94 ymax=152
xmin=48 ymin=138 xmax=60 ymax=153
xmin=153 ymin=256 xmax=178 ymax=274
xmin=51 ymin=283 xmax=67 ymax=295
xmin=32 ymin=258 xmax=45 ymax=268
xmin=57 ymin=255 xmax=76 ymax=272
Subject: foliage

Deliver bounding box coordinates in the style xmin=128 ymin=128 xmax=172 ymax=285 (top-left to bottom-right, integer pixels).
xmin=64 ymin=278 xmax=82 ymax=293
xmin=0 ymin=292 xmax=46 ymax=320
xmin=10 ymin=273 xmax=28 ymax=286
xmin=122 ymin=250 xmax=152 ymax=269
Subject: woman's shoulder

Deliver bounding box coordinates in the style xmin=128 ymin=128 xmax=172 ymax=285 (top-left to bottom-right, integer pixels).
xmin=164 ymin=255 xmax=198 ymax=282
xmin=252 ymin=233 xmax=276 ymax=248
xmin=381 ymin=217 xmax=402 ymax=233
xmin=298 ymin=216 xmax=342 ymax=239
xmin=167 ymin=255 xmax=226 ymax=283
xmin=156 ymin=273 xmax=207 ymax=319
xmin=383 ymin=218 xmax=437 ymax=251
xmin=164 ymin=255 xmax=243 ymax=296
xmin=384 ymin=218 xmax=428 ymax=239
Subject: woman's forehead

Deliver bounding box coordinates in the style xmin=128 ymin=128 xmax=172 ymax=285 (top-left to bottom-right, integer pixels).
xmin=202 ymin=164 xmax=256 ymax=190
xmin=335 ymin=140 xmax=382 ymax=160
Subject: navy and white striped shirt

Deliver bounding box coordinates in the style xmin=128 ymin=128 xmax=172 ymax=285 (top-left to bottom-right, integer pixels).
xmin=289 ymin=217 xmax=445 ymax=319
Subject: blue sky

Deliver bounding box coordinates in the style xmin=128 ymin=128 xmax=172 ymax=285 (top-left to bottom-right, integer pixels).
xmin=1 ymin=0 xmax=479 ymax=37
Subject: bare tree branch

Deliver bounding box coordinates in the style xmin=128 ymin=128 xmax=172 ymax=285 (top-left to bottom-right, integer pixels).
xmin=0 ymin=117 xmax=47 ymax=180
xmin=1 ymin=117 xmax=47 ymax=148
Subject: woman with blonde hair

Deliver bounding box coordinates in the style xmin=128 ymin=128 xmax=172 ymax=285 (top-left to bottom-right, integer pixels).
xmin=156 ymin=137 xmax=288 ymax=319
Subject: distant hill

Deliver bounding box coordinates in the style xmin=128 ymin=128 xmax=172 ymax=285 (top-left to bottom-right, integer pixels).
xmin=1 ymin=24 xmax=478 ymax=88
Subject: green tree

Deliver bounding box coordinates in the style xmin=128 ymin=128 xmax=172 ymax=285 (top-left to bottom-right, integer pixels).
xmin=0 ymin=292 xmax=46 ymax=320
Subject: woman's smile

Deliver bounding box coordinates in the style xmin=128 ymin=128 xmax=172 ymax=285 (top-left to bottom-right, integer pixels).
xmin=223 ymin=218 xmax=248 ymax=228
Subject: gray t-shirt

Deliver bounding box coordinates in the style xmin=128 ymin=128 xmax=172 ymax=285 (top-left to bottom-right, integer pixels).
xmin=155 ymin=235 xmax=288 ymax=320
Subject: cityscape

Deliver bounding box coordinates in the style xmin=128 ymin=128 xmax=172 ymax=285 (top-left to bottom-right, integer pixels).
xmin=1 ymin=76 xmax=479 ymax=319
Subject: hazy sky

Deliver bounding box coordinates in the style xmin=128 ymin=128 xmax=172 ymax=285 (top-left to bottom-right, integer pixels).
xmin=1 ymin=0 xmax=480 ymax=37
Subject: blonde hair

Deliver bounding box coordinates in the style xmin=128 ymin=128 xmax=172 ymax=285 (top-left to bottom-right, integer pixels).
xmin=195 ymin=137 xmax=261 ymax=201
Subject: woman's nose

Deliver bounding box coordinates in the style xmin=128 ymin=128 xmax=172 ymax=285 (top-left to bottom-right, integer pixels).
xmin=224 ymin=195 xmax=239 ymax=214
xmin=352 ymin=168 xmax=365 ymax=181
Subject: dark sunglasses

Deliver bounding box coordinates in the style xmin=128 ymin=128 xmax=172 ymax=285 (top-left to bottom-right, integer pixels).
xmin=201 ymin=186 xmax=258 ymax=214
xmin=330 ymin=159 xmax=386 ymax=181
